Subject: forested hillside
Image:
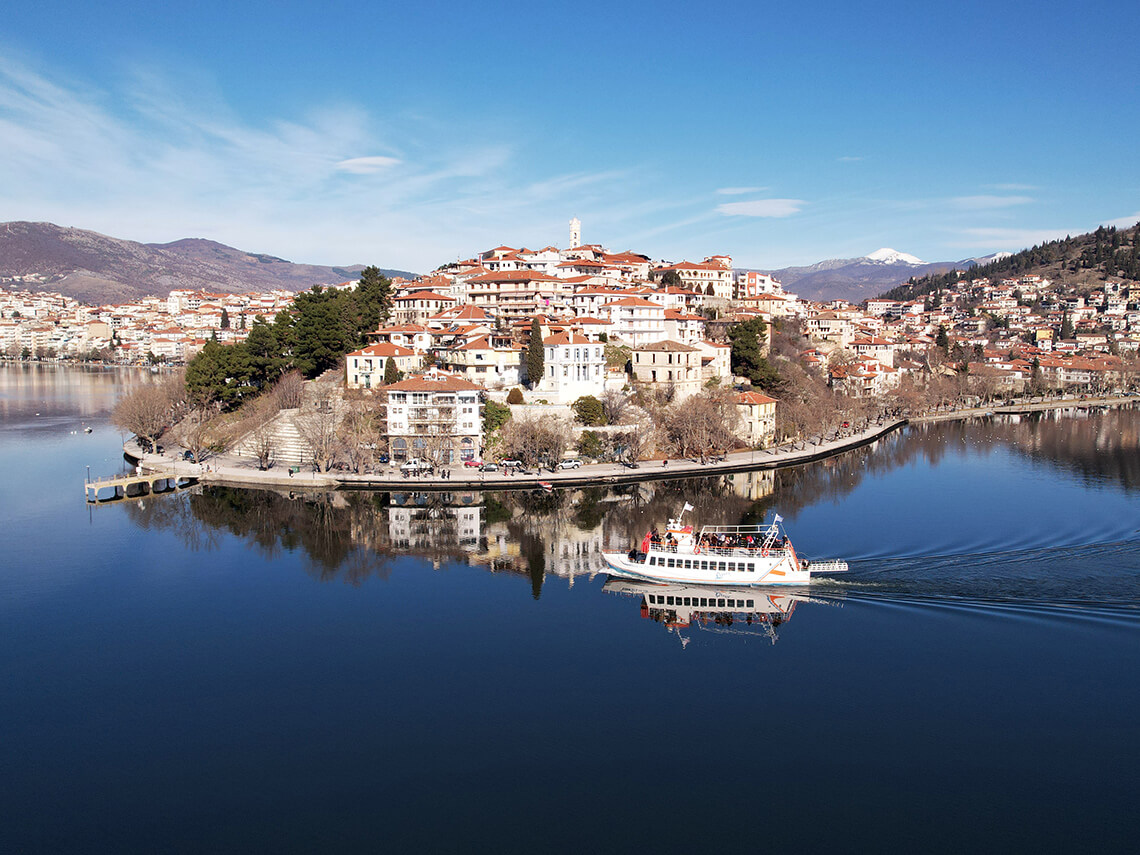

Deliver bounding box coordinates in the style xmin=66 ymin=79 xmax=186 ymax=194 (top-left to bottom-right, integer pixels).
xmin=880 ymin=222 xmax=1140 ymax=301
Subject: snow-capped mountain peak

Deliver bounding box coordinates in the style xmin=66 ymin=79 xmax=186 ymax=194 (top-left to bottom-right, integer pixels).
xmin=865 ymin=247 xmax=924 ymax=265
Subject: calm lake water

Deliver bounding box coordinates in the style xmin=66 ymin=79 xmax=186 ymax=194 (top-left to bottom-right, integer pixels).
xmin=2 ymin=363 xmax=1139 ymax=854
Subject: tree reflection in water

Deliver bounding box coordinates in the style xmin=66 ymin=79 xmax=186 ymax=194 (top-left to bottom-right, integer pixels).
xmin=123 ymin=407 xmax=1139 ymax=594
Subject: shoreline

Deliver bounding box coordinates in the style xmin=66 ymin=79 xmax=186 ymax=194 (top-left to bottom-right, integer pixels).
xmin=125 ymin=394 xmax=1136 ymax=493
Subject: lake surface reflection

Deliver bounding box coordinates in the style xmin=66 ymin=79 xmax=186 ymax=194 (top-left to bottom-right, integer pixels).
xmin=2 ymin=365 xmax=1138 ymax=854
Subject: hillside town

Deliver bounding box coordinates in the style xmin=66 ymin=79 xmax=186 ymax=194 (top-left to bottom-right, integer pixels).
xmin=5 ymin=219 xmax=1140 ymax=468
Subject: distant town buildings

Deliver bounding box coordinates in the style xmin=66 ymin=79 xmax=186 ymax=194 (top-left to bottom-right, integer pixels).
xmin=5 ymin=219 xmax=1140 ymax=463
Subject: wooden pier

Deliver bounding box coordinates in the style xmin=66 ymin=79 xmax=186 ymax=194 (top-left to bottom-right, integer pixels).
xmin=85 ymin=469 xmax=198 ymax=503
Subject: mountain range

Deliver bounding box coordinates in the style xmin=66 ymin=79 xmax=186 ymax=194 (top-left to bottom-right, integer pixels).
xmin=0 ymin=220 xmax=998 ymax=306
xmin=758 ymin=248 xmax=1005 ymax=304
xmin=0 ymin=222 xmax=415 ymax=304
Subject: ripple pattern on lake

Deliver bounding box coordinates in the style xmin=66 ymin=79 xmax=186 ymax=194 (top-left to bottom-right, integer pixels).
xmin=824 ymin=538 xmax=1140 ymax=611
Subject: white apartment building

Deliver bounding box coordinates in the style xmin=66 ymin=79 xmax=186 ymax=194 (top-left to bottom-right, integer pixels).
xmin=539 ymin=331 xmax=607 ymax=404
xmin=600 ymin=296 xmax=666 ymax=347
xmin=384 ymin=371 xmax=484 ymax=465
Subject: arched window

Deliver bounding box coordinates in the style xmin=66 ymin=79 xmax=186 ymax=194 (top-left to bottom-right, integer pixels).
xmin=392 ymin=438 xmax=408 ymax=459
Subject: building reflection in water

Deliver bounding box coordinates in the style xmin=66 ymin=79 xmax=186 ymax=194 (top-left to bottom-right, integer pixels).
xmin=121 ymin=405 xmax=1139 ymax=593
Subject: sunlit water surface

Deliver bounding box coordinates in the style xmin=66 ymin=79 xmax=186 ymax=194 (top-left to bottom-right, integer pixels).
xmin=1 ymin=364 xmax=1138 ymax=853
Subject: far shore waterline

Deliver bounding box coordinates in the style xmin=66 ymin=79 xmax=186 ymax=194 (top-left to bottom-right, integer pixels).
xmin=119 ymin=393 xmax=1138 ymax=495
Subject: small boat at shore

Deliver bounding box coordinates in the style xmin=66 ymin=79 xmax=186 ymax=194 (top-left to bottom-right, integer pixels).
xmin=602 ymin=503 xmax=848 ymax=586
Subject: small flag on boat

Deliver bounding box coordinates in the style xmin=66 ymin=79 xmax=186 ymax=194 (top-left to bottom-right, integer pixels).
xmin=682 ymin=502 xmax=694 ymax=513
xmin=773 ymin=514 xmax=783 ymax=524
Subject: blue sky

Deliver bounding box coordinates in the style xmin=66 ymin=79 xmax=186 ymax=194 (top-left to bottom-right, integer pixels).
xmin=2 ymin=0 xmax=1138 ymax=273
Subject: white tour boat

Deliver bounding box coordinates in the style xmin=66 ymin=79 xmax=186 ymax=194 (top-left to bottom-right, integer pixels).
xmin=602 ymin=503 xmax=848 ymax=586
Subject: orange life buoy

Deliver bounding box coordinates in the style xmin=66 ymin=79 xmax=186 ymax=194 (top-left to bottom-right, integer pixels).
xmin=761 ymin=547 xmax=770 ymax=558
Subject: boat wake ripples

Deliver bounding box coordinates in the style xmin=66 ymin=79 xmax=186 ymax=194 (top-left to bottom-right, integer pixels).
xmin=810 ymin=538 xmax=1140 ymax=614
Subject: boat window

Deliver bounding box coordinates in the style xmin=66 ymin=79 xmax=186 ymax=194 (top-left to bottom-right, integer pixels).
xmin=717 ymin=598 xmax=726 ymax=607
xmin=728 ymin=562 xmax=736 ymax=572
xmin=683 ymin=597 xmax=691 ymax=605
xmin=699 ymin=597 xmax=707 ymax=606
xmin=717 ymin=562 xmax=725 ymax=572
xmin=747 ymin=599 xmax=755 ymax=607
xmin=666 ymin=596 xmax=674 ymax=605
xmin=747 ymin=563 xmax=755 ymax=572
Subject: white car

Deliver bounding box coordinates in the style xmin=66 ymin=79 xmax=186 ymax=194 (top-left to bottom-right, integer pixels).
xmin=557 ymin=459 xmax=582 ymax=470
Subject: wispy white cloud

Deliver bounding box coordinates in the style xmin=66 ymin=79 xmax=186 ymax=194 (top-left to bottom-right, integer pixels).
xmin=951 ymin=195 xmax=1034 ymax=210
xmin=716 ymin=186 xmax=767 ymax=195
xmin=837 ymin=155 xmax=863 ymax=162
xmin=336 ymin=155 xmax=401 ymax=174
xmin=1107 ymin=211 xmax=1140 ymax=229
xmin=716 ymin=199 xmax=804 ymax=218
xmin=985 ymin=183 xmax=1038 ymax=191
xmin=0 ymin=56 xmax=649 ymax=270
xmin=950 ymin=226 xmax=1074 ymax=250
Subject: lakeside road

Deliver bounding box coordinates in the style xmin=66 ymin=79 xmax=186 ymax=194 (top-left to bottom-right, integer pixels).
xmin=126 ymin=394 xmax=1137 ymax=493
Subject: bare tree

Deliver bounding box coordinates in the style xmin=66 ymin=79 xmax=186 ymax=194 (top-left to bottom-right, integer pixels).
xmin=234 ymin=392 xmax=283 ymax=470
xmin=170 ymin=396 xmax=226 ymax=463
xmin=337 ymin=397 xmax=386 ymax=473
xmin=613 ymin=424 xmax=649 ymax=464
xmin=294 ymin=406 xmax=342 ymax=472
xmin=272 ymin=370 xmax=305 ymax=410
xmin=601 ymin=389 xmax=631 ymax=425
xmin=499 ymin=414 xmax=572 ymax=469
xmin=662 ymin=389 xmax=741 ymax=457
xmin=111 ymin=381 xmax=177 ymax=452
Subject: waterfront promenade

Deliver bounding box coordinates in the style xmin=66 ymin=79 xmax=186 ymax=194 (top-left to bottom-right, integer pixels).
xmin=124 ymin=393 xmax=1135 ymax=493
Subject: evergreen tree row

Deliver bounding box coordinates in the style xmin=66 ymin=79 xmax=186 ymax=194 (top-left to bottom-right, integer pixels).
xmin=185 ymin=266 xmax=393 ymax=409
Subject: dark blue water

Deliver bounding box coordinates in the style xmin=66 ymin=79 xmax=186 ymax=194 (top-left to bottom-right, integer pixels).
xmin=2 ymin=365 xmax=1139 ymax=853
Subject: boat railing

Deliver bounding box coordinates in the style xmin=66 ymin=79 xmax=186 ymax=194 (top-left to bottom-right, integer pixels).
xmin=699 ymin=523 xmax=780 ymax=536
xmin=649 ymin=541 xmax=790 ymax=559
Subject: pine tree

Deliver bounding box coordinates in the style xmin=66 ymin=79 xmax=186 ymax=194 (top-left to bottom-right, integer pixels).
xmin=1060 ymin=311 xmax=1074 ymax=340
xmin=383 ymin=356 xmax=398 ymax=385
xmin=727 ymin=317 xmax=781 ymax=392
xmin=935 ymin=325 xmax=950 ymax=351
xmin=526 ymin=318 xmax=544 ymax=388
xmin=220 ymin=307 xmax=230 ymax=329
xmin=356 ymin=266 xmax=393 ymax=331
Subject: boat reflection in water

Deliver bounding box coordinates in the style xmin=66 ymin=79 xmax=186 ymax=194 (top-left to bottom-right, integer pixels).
xmin=602 ymin=578 xmax=843 ymax=646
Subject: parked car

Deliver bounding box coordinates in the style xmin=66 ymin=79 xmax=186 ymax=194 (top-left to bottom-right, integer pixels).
xmin=400 ymin=457 xmax=432 ymax=473
xmin=480 ymin=463 xmax=499 ymax=472
xmin=499 ymin=459 xmax=522 ymax=468
xmin=463 ymin=459 xmax=482 ymax=468
xmin=557 ymin=459 xmax=582 ymax=469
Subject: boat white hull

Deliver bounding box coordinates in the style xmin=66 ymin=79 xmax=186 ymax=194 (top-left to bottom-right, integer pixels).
xmin=602 ymin=549 xmax=816 ymax=586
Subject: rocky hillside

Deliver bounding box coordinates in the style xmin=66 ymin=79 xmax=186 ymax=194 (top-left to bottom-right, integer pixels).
xmin=0 ymin=221 xmax=414 ymax=304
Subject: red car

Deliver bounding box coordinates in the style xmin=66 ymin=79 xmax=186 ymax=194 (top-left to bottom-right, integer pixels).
xmin=463 ymin=459 xmax=482 ymax=468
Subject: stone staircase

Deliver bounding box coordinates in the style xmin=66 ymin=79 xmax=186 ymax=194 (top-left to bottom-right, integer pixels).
xmin=232 ymin=371 xmax=347 ymax=469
